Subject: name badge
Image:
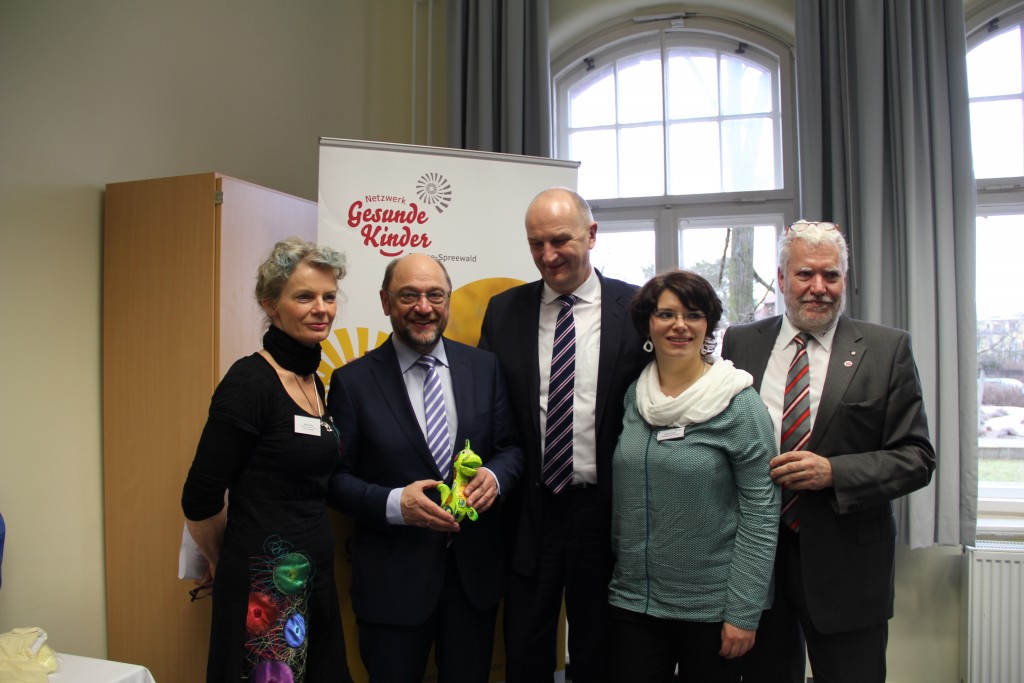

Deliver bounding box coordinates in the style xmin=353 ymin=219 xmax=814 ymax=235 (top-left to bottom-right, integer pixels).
xmin=294 ymin=415 xmax=321 ymax=436
xmin=656 ymin=426 xmax=686 ymax=442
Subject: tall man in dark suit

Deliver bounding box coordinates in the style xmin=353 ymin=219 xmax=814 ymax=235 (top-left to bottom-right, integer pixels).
xmin=327 ymin=253 xmax=523 ymax=683
xmin=479 ymin=188 xmax=648 ymax=683
xmin=720 ymin=220 xmax=935 ymax=683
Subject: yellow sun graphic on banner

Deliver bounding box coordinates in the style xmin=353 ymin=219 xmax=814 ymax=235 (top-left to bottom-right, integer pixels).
xmin=446 ymin=276 xmax=524 ymax=346
xmin=317 ymin=327 xmax=390 ymax=390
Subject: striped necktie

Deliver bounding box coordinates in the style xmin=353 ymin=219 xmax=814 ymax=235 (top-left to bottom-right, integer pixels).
xmin=416 ymin=356 xmax=451 ymax=480
xmin=780 ymin=332 xmax=812 ymax=532
xmin=543 ymin=294 xmax=578 ymax=493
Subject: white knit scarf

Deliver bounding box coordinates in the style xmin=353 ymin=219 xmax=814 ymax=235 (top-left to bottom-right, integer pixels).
xmin=635 ymin=357 xmax=754 ymax=428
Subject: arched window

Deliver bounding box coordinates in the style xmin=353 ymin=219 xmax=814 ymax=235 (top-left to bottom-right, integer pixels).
xmin=552 ymin=13 xmax=797 ymax=327
xmin=967 ymin=1 xmax=1024 ymax=528
xmin=558 ymin=28 xmax=784 ymax=198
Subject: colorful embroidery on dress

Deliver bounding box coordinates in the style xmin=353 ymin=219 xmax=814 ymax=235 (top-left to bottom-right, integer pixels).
xmin=243 ymin=536 xmax=314 ymax=682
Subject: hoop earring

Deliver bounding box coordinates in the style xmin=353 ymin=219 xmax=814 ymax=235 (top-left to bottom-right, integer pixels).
xmin=642 ymin=338 xmax=653 ymax=353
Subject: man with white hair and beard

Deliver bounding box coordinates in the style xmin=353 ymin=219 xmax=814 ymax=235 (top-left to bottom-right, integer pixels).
xmin=721 ymin=220 xmax=935 ymax=683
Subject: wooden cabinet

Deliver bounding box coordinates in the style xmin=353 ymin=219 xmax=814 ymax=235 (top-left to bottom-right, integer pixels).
xmin=102 ymin=173 xmax=316 ymax=683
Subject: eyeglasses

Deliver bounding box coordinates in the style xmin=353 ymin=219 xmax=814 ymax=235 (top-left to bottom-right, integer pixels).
xmin=651 ymin=309 xmax=706 ymax=323
xmin=188 ymin=586 xmax=212 ymax=602
xmin=785 ymin=220 xmax=840 ymax=234
xmin=385 ymin=289 xmax=450 ymax=305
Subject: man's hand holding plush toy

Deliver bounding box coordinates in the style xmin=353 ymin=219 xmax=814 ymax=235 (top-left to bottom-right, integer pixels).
xmin=440 ymin=440 xmax=499 ymax=520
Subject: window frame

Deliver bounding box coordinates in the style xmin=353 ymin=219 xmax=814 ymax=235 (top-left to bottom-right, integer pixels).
xmin=967 ymin=0 xmax=1024 ymax=537
xmin=586 ymin=198 xmax=791 ymax=282
xmin=552 ymin=12 xmax=799 ymax=207
xmin=552 ymin=12 xmax=799 ymax=317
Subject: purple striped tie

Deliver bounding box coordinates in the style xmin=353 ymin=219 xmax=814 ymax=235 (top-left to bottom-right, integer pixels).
xmin=779 ymin=332 xmax=811 ymax=532
xmin=543 ymin=295 xmax=578 ymax=493
xmin=416 ymin=356 xmax=451 ymax=480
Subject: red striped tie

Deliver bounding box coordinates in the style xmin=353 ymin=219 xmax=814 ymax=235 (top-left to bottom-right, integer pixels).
xmin=779 ymin=332 xmax=811 ymax=532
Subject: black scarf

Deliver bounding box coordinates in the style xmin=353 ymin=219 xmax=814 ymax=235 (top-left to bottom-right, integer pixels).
xmin=262 ymin=325 xmax=322 ymax=376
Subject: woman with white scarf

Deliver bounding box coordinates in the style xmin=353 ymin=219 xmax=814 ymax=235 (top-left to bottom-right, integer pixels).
xmin=607 ymin=270 xmax=779 ymax=683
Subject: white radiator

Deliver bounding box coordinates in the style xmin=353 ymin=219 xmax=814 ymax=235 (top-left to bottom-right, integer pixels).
xmin=961 ymin=542 xmax=1024 ymax=683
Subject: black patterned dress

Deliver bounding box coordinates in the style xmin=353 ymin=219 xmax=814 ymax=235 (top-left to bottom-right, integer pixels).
xmin=186 ymin=354 xmax=350 ymax=683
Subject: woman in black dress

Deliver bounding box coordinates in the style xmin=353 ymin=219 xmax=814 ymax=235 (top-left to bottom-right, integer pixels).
xmin=182 ymin=237 xmax=352 ymax=682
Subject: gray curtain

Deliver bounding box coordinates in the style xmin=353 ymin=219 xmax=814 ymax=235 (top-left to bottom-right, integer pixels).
xmin=795 ymin=0 xmax=977 ymax=547
xmin=447 ymin=0 xmax=552 ymax=156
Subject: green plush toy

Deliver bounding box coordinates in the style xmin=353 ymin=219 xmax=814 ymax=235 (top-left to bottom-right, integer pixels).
xmin=437 ymin=440 xmax=483 ymax=522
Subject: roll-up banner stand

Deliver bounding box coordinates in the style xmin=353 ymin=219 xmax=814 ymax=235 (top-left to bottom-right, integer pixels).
xmin=317 ymin=137 xmax=579 ymax=683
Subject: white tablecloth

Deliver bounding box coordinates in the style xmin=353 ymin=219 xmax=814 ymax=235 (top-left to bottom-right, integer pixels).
xmin=50 ymin=654 xmax=155 ymax=683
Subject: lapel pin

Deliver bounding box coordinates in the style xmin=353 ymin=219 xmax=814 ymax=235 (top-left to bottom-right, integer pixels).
xmin=844 ymin=360 xmax=853 ymax=367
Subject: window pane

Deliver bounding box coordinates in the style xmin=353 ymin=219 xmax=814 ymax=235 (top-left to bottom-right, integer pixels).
xmin=666 ymin=48 xmax=718 ymax=119
xmin=668 ymin=121 xmax=721 ymax=194
xmin=570 ymin=129 xmax=618 ymax=199
xmin=569 ymin=66 xmax=616 ymax=128
xmin=721 ymin=55 xmax=773 ymax=115
xmin=558 ymin=23 xmax=788 ymax=203
xmin=591 ymin=221 xmax=656 ymax=286
xmin=619 ymin=125 xmax=665 ymax=197
xmin=617 ymin=53 xmax=664 ymax=124
xmin=971 ymin=100 xmax=1024 ymax=178
xmin=679 ymin=224 xmax=778 ymax=327
xmin=967 ymin=28 xmax=1022 ymax=99
xmin=976 ymin=214 xmax=1024 ymax=485
xmin=722 ymin=117 xmax=777 ymax=191
xmin=977 ymin=215 xmax=1024 ymax=321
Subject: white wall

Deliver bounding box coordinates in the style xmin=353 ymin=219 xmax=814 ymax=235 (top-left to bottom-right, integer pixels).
xmin=0 ymin=0 xmax=441 ymax=657
xmin=890 ymin=545 xmax=963 ymax=683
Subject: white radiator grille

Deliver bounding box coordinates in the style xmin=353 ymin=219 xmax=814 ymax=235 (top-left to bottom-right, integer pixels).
xmin=962 ymin=542 xmax=1024 ymax=683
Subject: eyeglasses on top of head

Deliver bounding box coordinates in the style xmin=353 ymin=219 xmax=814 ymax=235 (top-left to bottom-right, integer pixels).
xmin=386 ymin=289 xmax=450 ymax=305
xmin=651 ymin=309 xmax=706 ymax=323
xmin=785 ymin=220 xmax=840 ymax=234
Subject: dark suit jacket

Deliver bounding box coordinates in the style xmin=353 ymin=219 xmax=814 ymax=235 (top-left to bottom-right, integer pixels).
xmin=479 ymin=272 xmax=648 ymax=577
xmin=721 ymin=315 xmax=935 ymax=633
xmin=326 ymin=336 xmax=523 ymax=626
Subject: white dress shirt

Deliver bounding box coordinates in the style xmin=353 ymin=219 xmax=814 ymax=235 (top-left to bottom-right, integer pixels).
xmin=393 ymin=336 xmax=457 ymax=444
xmin=385 ymin=336 xmax=459 ymax=524
xmin=758 ymin=315 xmax=837 ymax=452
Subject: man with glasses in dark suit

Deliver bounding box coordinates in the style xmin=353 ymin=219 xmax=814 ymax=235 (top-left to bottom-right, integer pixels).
xmin=328 ymin=254 xmax=523 ymax=682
